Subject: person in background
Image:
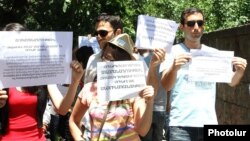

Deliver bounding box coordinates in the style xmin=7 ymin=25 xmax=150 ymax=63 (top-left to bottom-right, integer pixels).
xmin=0 ymin=23 xmax=83 ymax=141
xmin=139 ymin=49 xmax=171 ymax=141
xmin=75 ymin=46 xmax=94 ymax=89
xmin=69 ymin=33 xmax=164 ymax=141
xmin=161 ymin=7 xmax=247 ymax=141
xmin=84 ymin=13 xmax=123 ymax=84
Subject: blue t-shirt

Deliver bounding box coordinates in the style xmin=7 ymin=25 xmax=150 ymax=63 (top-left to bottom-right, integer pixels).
xmin=169 ymin=43 xmax=218 ymax=127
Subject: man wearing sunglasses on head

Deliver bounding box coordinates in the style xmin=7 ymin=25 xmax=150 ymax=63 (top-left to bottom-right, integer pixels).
xmin=160 ymin=7 xmax=247 ymax=141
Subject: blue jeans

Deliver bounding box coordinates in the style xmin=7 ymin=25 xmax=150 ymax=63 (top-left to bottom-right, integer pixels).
xmin=140 ymin=111 xmax=166 ymax=141
xmin=169 ymin=126 xmax=203 ymax=141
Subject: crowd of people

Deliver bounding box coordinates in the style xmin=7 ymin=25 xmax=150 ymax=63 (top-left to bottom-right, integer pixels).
xmin=0 ymin=7 xmax=248 ymax=141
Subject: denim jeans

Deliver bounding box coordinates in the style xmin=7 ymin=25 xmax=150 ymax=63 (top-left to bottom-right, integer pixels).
xmin=169 ymin=126 xmax=203 ymax=141
xmin=140 ymin=111 xmax=166 ymax=141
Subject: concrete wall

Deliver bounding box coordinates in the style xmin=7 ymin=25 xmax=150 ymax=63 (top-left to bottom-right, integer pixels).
xmin=201 ymin=24 xmax=250 ymax=124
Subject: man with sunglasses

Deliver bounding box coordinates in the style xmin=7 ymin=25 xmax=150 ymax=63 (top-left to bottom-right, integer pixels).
xmin=84 ymin=13 xmax=123 ymax=84
xmin=161 ymin=7 xmax=247 ymax=141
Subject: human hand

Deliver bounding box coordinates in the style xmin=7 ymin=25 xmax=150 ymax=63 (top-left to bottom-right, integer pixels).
xmin=71 ymin=60 xmax=84 ymax=83
xmin=0 ymin=89 xmax=8 ymax=108
xmin=232 ymin=57 xmax=247 ymax=73
xmin=139 ymin=86 xmax=154 ymax=104
xmin=173 ymin=53 xmax=192 ymax=71
xmin=150 ymin=48 xmax=166 ymax=67
xmin=42 ymin=123 xmax=48 ymax=132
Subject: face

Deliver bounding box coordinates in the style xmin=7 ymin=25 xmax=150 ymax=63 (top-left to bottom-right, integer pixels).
xmin=181 ymin=12 xmax=204 ymax=42
xmin=95 ymin=21 xmax=115 ymax=49
xmin=101 ymin=46 xmax=115 ymax=62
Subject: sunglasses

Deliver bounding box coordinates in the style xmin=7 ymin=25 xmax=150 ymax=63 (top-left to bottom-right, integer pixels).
xmin=185 ymin=20 xmax=204 ymax=27
xmin=94 ymin=30 xmax=113 ymax=37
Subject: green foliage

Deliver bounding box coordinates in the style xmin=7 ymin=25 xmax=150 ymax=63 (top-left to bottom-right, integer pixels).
xmin=0 ymin=0 xmax=249 ymax=44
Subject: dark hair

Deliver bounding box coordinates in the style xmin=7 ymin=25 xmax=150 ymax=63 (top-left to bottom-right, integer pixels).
xmin=2 ymin=23 xmax=27 ymax=31
xmin=101 ymin=43 xmax=132 ymax=61
xmin=75 ymin=46 xmax=94 ymax=69
xmin=96 ymin=13 xmax=123 ymax=32
xmin=180 ymin=8 xmax=204 ymax=25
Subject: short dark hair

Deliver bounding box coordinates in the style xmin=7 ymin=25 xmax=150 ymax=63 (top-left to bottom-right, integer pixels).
xmin=96 ymin=13 xmax=123 ymax=32
xmin=75 ymin=46 xmax=94 ymax=69
xmin=2 ymin=23 xmax=27 ymax=31
xmin=180 ymin=8 xmax=204 ymax=25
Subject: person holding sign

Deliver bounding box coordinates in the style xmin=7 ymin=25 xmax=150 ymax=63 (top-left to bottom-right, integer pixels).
xmin=0 ymin=23 xmax=84 ymax=141
xmin=69 ymin=33 xmax=161 ymax=141
xmin=161 ymin=8 xmax=247 ymax=141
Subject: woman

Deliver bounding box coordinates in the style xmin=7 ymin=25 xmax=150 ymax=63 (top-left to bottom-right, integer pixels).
xmin=0 ymin=23 xmax=83 ymax=140
xmin=69 ymin=33 xmax=155 ymax=141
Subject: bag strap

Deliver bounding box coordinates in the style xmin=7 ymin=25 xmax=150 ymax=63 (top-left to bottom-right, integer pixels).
xmin=97 ymin=101 xmax=112 ymax=141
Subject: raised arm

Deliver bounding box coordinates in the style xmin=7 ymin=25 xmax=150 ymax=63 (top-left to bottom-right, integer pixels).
xmin=229 ymin=57 xmax=247 ymax=87
xmin=161 ymin=54 xmax=191 ymax=91
xmin=147 ymin=48 xmax=165 ymax=95
xmin=48 ymin=60 xmax=83 ymax=115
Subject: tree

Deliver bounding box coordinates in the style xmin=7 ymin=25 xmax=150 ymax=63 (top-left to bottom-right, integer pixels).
xmin=0 ymin=0 xmax=249 ymax=44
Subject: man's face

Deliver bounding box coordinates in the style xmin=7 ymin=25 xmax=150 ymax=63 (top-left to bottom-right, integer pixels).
xmin=95 ymin=21 xmax=115 ymax=49
xmin=181 ymin=12 xmax=204 ymax=42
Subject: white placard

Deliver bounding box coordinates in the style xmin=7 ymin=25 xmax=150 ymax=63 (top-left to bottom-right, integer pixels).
xmin=188 ymin=49 xmax=234 ymax=83
xmin=78 ymin=36 xmax=100 ymax=54
xmin=0 ymin=31 xmax=73 ymax=88
xmin=97 ymin=61 xmax=146 ymax=101
xmin=135 ymin=15 xmax=179 ymax=52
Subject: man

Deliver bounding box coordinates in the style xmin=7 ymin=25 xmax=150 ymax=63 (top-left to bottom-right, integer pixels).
xmin=161 ymin=7 xmax=247 ymax=141
xmin=84 ymin=13 xmax=123 ymax=84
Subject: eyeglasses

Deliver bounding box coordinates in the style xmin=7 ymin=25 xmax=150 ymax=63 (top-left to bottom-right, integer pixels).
xmin=185 ymin=20 xmax=204 ymax=27
xmin=94 ymin=30 xmax=113 ymax=37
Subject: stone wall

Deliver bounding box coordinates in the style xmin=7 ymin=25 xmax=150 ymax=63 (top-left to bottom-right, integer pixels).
xmin=201 ymin=24 xmax=250 ymax=124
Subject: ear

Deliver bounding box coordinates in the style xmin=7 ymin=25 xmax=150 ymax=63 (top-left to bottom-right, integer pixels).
xmin=179 ymin=24 xmax=184 ymax=31
xmin=114 ymin=28 xmax=122 ymax=35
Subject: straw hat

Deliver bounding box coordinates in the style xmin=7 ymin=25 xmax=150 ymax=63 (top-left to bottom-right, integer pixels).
xmin=108 ymin=33 xmax=134 ymax=57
